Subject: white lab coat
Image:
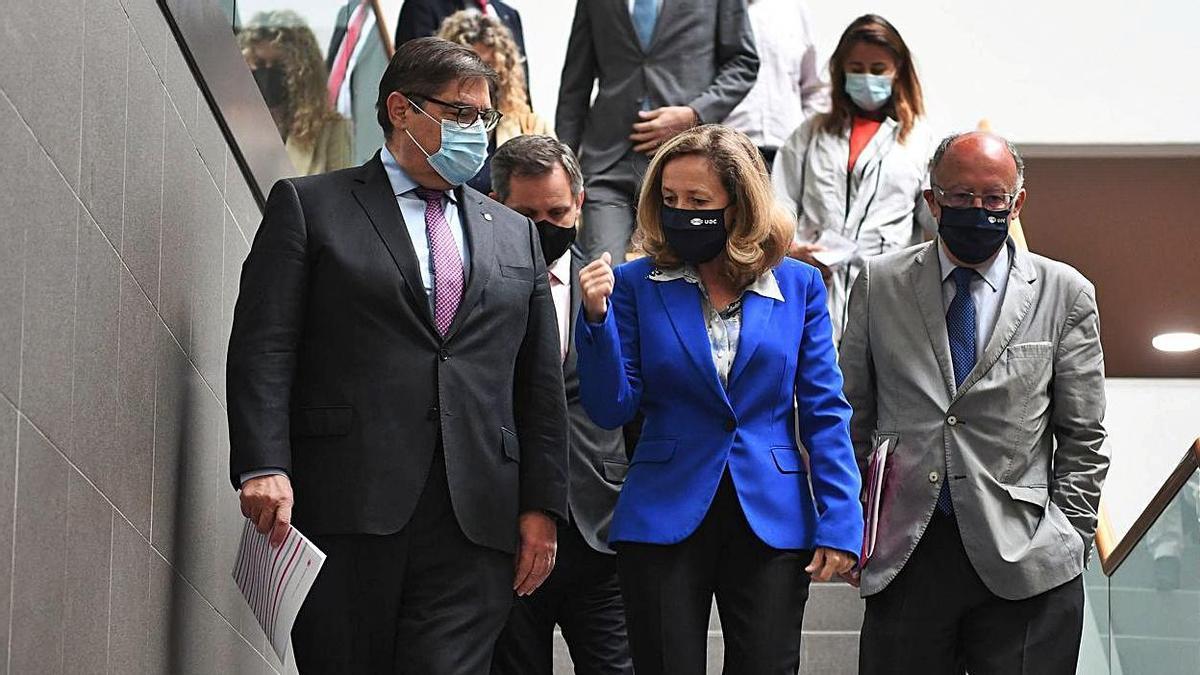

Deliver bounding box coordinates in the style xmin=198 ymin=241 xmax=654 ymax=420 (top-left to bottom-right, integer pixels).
xmin=772 ymin=116 xmax=936 ymax=342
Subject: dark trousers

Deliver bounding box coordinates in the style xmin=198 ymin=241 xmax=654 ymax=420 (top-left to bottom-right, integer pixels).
xmin=860 ymin=510 xmax=1085 ymax=675
xmin=292 ymin=451 xmax=513 ymax=674
xmin=491 ymin=519 xmax=633 ymax=675
xmin=615 ymin=473 xmax=814 ymax=675
xmin=579 ymin=151 xmax=650 ymax=263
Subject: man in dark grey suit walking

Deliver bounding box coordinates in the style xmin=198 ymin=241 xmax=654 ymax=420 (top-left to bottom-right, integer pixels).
xmin=557 ymin=0 xmax=758 ymax=262
xmin=488 ymin=135 xmax=634 ymax=674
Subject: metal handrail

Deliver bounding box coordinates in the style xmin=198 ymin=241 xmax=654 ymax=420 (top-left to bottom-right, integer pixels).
xmin=1097 ymin=437 xmax=1200 ymax=576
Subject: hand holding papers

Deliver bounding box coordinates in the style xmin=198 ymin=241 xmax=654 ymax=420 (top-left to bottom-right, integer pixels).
xmin=232 ymin=519 xmax=326 ymax=660
xmin=809 ymin=228 xmax=859 ymax=269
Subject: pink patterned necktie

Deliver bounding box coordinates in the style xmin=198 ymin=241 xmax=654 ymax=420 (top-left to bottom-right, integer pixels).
xmin=416 ymin=188 xmax=465 ymax=335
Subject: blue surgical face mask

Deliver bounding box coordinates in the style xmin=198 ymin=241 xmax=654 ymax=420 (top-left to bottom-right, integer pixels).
xmin=844 ymin=73 xmax=893 ymax=112
xmin=405 ymin=100 xmax=488 ymax=186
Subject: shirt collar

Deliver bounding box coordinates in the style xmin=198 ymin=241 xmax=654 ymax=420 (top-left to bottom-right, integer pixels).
xmin=547 ymin=252 xmax=571 ymax=284
xmin=648 ymin=265 xmax=785 ymax=302
xmin=936 ymin=237 xmax=1010 ymax=292
xmin=380 ymin=145 xmax=459 ymax=204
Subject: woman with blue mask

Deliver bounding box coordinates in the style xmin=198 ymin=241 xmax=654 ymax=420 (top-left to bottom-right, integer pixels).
xmin=772 ymin=14 xmax=936 ymax=344
xmin=575 ymin=125 xmax=863 ymax=674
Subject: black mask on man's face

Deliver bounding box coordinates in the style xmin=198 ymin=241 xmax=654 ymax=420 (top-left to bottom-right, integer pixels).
xmin=253 ymin=65 xmax=288 ymax=109
xmin=937 ymin=205 xmax=1009 ymax=264
xmin=535 ymin=220 xmax=577 ymax=263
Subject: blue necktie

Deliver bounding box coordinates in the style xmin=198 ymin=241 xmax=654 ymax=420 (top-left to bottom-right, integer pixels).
xmin=632 ymin=0 xmax=658 ymax=50
xmin=938 ymin=267 xmax=977 ymax=514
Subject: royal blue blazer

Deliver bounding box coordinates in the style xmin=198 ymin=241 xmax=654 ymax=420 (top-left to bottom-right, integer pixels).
xmin=576 ymin=256 xmax=864 ymax=553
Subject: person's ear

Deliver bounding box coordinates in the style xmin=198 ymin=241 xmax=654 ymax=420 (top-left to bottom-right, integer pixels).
xmin=574 ymin=189 xmax=586 ymax=212
xmin=923 ymin=188 xmax=940 ymax=220
xmin=489 ymin=190 xmax=500 ymax=202
xmin=1010 ymin=188 xmax=1027 ymax=220
xmin=387 ymin=92 xmax=411 ymax=133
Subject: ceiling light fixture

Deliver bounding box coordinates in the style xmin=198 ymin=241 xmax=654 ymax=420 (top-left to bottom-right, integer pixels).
xmin=1152 ymin=332 xmax=1200 ymax=353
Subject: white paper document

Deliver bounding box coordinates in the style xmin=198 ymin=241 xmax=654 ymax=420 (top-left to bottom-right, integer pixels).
xmin=809 ymin=229 xmax=859 ymax=269
xmin=232 ymin=520 xmax=326 ymax=661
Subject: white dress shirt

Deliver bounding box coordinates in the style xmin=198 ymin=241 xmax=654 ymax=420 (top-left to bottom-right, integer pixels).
xmin=627 ymin=0 xmax=663 ymax=12
xmin=548 ymin=252 xmax=572 ymax=362
xmin=380 ymin=145 xmax=471 ymax=313
xmin=722 ymin=0 xmax=830 ymax=150
xmin=937 ymin=240 xmax=1011 ymax=359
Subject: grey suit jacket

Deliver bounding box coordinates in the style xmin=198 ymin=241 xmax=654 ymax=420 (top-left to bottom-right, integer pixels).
xmin=840 ymin=240 xmax=1108 ymax=600
xmin=328 ymin=1 xmax=389 ymax=165
xmin=556 ymin=0 xmax=759 ymax=175
xmin=563 ymin=248 xmax=628 ymax=553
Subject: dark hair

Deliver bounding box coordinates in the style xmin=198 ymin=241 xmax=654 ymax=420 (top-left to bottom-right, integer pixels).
xmin=823 ymin=14 xmax=925 ymax=144
xmin=375 ymin=37 xmax=497 ymax=137
xmin=490 ymin=135 xmax=584 ymax=202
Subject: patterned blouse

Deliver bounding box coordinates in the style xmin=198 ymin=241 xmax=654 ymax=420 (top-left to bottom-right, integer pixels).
xmin=648 ymin=265 xmax=785 ymax=388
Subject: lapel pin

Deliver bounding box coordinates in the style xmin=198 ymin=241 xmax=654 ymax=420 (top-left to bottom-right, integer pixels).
xmin=483 ymin=212 xmax=493 ymax=221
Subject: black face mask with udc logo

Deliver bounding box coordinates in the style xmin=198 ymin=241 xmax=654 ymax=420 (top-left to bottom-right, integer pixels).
xmin=661 ymin=205 xmax=728 ymax=264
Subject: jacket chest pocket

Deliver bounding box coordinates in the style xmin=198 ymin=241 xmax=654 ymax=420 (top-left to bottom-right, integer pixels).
xmin=1004 ymin=341 xmax=1054 ymax=391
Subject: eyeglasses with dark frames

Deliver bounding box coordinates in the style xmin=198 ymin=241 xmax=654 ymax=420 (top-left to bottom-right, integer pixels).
xmin=406 ymin=92 xmax=502 ymax=132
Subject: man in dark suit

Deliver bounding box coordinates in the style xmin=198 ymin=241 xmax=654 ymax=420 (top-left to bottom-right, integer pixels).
xmin=395 ymin=0 xmax=525 ymax=64
xmin=557 ymin=0 xmax=758 ymax=262
xmin=228 ymin=38 xmax=568 ymax=673
xmin=488 ymin=135 xmax=633 ymax=674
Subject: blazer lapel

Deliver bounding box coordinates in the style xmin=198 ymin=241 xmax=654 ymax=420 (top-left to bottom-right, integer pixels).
xmin=566 ymin=248 xmax=583 ymax=361
xmin=646 ymin=0 xmax=675 ymax=52
xmin=655 ymin=277 xmax=727 ymax=403
xmin=909 ymin=242 xmax=957 ymax=398
xmin=443 ymin=189 xmax=496 ymax=341
xmin=727 ymin=291 xmax=774 ymax=388
xmin=954 ymin=243 xmax=1038 ymax=400
xmin=352 ymin=154 xmax=437 ymax=335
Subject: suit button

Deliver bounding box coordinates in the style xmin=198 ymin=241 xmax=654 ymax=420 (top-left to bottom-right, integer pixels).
xmin=427 ymin=406 xmax=439 ymax=420
xmin=947 ymin=415 xmax=958 ymax=426
xmin=724 ymin=419 xmax=736 ymax=432
xmin=928 ymin=471 xmax=940 ymax=483
xmin=438 ymin=348 xmax=450 ymax=361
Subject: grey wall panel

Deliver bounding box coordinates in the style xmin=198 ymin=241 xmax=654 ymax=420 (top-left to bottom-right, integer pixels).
xmin=115 ymin=267 xmax=158 ymax=537
xmin=80 ymin=0 xmax=131 ymax=244
xmin=70 ymin=214 xmax=122 ymax=489
xmin=0 ymin=400 xmax=17 ymax=672
xmin=63 ymin=473 xmax=114 ymax=675
xmin=10 ymin=420 xmax=69 ymax=675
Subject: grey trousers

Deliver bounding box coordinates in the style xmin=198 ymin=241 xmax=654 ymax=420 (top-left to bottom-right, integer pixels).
xmin=579 ymin=151 xmax=650 ymax=264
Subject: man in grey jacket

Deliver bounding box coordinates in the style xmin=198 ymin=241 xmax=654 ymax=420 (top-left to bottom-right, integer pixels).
xmin=841 ymin=131 xmax=1108 ymax=674
xmin=556 ymin=0 xmax=758 ymax=262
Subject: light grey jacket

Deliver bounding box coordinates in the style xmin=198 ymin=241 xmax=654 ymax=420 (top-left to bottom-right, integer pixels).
xmin=556 ymin=0 xmax=759 ymax=175
xmin=840 ymin=240 xmax=1108 ymax=600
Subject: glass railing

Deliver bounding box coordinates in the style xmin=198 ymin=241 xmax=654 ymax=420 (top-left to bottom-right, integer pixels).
xmin=221 ymin=1 xmax=394 ymax=174
xmin=1080 ymin=440 xmax=1200 ymax=674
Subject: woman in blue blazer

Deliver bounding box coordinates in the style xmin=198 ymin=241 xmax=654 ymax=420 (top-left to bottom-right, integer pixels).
xmin=576 ymin=125 xmax=864 ymax=674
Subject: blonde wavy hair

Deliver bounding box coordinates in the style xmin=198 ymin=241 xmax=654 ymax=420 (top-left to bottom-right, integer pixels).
xmin=635 ymin=125 xmax=795 ymax=288
xmin=238 ymin=10 xmax=343 ymax=148
xmin=437 ymin=10 xmax=530 ymax=117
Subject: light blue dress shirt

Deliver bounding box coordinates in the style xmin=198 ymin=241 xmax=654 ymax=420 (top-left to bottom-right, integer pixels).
xmin=937 ymin=239 xmax=1011 ymax=359
xmin=380 ymin=144 xmax=471 ymax=311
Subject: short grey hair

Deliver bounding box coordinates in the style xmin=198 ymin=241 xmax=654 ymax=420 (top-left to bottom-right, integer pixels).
xmin=929 ymin=132 xmax=1025 ymax=191
xmin=491 ymin=135 xmax=584 ymax=202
